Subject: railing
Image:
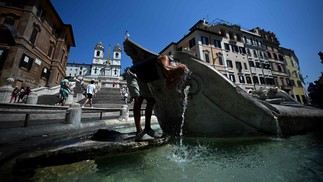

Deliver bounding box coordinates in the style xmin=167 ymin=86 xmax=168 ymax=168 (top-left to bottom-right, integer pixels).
xmin=0 ymin=103 xmax=148 ymax=128
xmin=0 ymin=103 xmax=129 ymax=128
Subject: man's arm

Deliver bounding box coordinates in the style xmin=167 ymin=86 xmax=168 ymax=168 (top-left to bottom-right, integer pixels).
xmin=157 ymin=55 xmax=188 ymax=78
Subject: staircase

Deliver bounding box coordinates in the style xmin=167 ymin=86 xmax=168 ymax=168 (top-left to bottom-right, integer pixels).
xmin=37 ymin=94 xmax=61 ymax=105
xmin=37 ymin=81 xmax=144 ymax=109
xmin=78 ymin=87 xmax=129 ymax=108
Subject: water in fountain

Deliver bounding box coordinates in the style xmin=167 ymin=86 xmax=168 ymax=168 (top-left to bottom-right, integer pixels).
xmin=24 ymin=132 xmax=323 ymax=181
xmin=270 ymin=116 xmax=284 ymax=141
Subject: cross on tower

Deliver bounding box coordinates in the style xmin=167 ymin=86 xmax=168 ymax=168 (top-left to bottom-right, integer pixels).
xmin=94 ymin=67 xmax=98 ymax=74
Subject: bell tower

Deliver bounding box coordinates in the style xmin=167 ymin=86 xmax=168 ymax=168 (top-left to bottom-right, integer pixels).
xmin=110 ymin=44 xmax=122 ymax=77
xmin=93 ymin=41 xmax=104 ymax=64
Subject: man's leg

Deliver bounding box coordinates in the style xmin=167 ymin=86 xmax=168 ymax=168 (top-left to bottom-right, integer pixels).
xmin=82 ymin=98 xmax=88 ymax=107
xmin=134 ymin=96 xmax=144 ymax=134
xmin=89 ymin=98 xmax=93 ymax=107
xmin=144 ymin=97 xmax=155 ymax=130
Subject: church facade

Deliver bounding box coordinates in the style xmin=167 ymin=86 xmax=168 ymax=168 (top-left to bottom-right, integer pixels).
xmin=66 ymin=41 xmax=123 ymax=88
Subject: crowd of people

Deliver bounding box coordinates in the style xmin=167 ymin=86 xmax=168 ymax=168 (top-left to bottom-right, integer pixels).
xmin=10 ymin=86 xmax=32 ymax=103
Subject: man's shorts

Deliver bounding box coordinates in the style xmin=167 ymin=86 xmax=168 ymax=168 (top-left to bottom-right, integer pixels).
xmin=87 ymin=93 xmax=93 ymax=99
xmin=125 ymin=68 xmax=153 ymax=98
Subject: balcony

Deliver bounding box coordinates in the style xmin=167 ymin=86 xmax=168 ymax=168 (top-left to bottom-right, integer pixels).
xmin=281 ymin=85 xmax=292 ymax=91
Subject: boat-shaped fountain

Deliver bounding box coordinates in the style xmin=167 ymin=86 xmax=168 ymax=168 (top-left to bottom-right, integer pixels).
xmin=123 ymin=38 xmax=323 ymax=137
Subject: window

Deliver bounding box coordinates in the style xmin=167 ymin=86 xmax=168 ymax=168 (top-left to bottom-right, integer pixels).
xmin=47 ymin=42 xmax=55 ymax=58
xmin=297 ymin=80 xmax=302 ymax=87
xmin=246 ymin=75 xmax=252 ymax=84
xmin=253 ymin=76 xmax=259 ymax=84
xmin=290 ymin=80 xmax=295 ymax=86
xmin=96 ymin=51 xmax=100 ymax=57
xmin=277 ymin=65 xmax=282 ymax=72
xmin=30 ymin=28 xmax=39 ymax=44
xmin=239 ymin=47 xmax=246 ymax=54
xmin=116 ymin=53 xmax=119 ymax=58
xmin=19 ymin=54 xmax=33 ymax=71
xmin=273 ymin=53 xmax=278 ymax=60
xmin=229 ymin=32 xmax=234 ymax=40
xmin=214 ymin=40 xmax=221 ymax=48
xmin=266 ymin=78 xmax=275 ymax=85
xmin=267 ymin=52 xmax=272 ymax=59
xmin=235 ymin=61 xmax=242 ymax=71
xmin=189 ymin=38 xmax=196 ymax=48
xmin=224 ymin=43 xmax=230 ymax=51
xmin=201 ymin=36 xmax=209 ymax=45
xmin=256 ymin=62 xmax=261 ymax=68
xmin=253 ymin=50 xmax=258 ymax=58
xmin=244 ymin=63 xmax=248 ymax=70
xmin=239 ymin=75 xmax=245 ymax=83
xmin=279 ymin=54 xmax=284 ymax=61
xmin=41 ymin=67 xmax=50 ymax=79
xmin=229 ymin=74 xmax=236 ymax=82
xmin=247 ymin=48 xmax=251 ymax=56
xmin=218 ymin=56 xmax=223 ymax=65
xmin=249 ymin=61 xmax=255 ymax=67
xmin=237 ymin=34 xmax=242 ymax=42
xmin=232 ymin=45 xmax=239 ymax=53
xmin=226 ymin=60 xmax=233 ymax=68
xmin=243 ymin=36 xmax=247 ymax=43
xmin=204 ymin=52 xmax=210 ymax=63
xmin=260 ymin=77 xmax=265 ymax=84
xmin=220 ymin=29 xmax=226 ymax=37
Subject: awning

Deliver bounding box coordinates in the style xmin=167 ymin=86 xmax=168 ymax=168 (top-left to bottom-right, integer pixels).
xmin=0 ymin=23 xmax=18 ymax=45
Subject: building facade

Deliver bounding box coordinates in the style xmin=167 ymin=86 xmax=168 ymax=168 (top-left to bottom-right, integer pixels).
xmin=281 ymin=47 xmax=307 ymax=104
xmin=0 ymin=0 xmax=75 ymax=88
xmin=66 ymin=41 xmax=122 ymax=88
xmin=161 ymin=19 xmax=307 ymax=103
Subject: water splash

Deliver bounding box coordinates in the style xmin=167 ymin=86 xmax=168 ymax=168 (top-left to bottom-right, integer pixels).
xmin=180 ymin=85 xmax=190 ymax=138
xmin=175 ymin=65 xmax=192 ymax=93
xmin=167 ymin=142 xmax=207 ymax=164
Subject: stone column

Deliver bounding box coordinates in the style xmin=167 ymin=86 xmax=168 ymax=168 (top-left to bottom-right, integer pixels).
xmin=0 ymin=78 xmax=14 ymax=103
xmin=119 ymin=105 xmax=129 ymax=122
xmin=65 ymin=103 xmax=81 ymax=127
xmin=26 ymin=92 xmax=38 ymax=104
xmin=66 ymin=92 xmax=74 ymax=105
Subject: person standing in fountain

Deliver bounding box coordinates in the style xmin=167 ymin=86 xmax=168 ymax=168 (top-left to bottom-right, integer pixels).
xmin=82 ymin=80 xmax=96 ymax=108
xmin=125 ymin=53 xmax=188 ymax=141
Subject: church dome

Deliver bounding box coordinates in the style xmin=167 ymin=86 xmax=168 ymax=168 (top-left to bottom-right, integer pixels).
xmin=113 ymin=44 xmax=122 ymax=52
xmin=95 ymin=41 xmax=104 ymax=50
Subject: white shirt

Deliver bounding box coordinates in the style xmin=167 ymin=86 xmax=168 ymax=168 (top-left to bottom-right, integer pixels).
xmin=86 ymin=84 xmax=96 ymax=94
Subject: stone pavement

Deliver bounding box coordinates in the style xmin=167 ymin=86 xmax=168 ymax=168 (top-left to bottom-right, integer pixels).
xmin=0 ymin=115 xmax=159 ymax=167
xmin=0 ymin=87 xmax=158 ymax=168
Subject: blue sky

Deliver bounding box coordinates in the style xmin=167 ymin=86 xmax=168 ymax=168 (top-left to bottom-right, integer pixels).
xmin=51 ymin=0 xmax=323 ymax=85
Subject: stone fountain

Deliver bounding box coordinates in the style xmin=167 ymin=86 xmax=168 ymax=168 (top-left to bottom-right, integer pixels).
xmin=123 ymin=39 xmax=323 ymax=137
